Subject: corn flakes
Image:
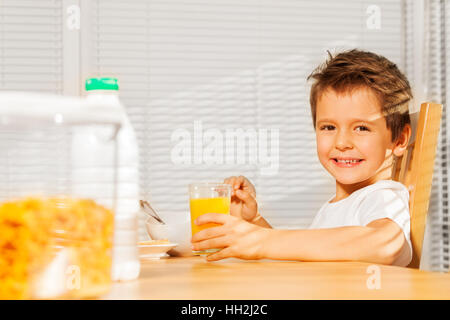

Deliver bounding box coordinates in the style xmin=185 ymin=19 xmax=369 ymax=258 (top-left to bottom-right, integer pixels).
xmin=0 ymin=197 xmax=114 ymax=299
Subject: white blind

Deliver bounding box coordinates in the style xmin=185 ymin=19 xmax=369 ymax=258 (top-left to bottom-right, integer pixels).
xmin=87 ymin=0 xmax=407 ymax=240
xmin=403 ymin=0 xmax=414 ymax=89
xmin=0 ymin=0 xmax=63 ymax=93
xmin=444 ymin=0 xmax=450 ymax=272
xmin=423 ymin=0 xmax=450 ymax=273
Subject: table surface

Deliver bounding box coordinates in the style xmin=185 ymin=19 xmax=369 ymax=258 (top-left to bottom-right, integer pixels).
xmin=102 ymin=256 xmax=450 ymax=300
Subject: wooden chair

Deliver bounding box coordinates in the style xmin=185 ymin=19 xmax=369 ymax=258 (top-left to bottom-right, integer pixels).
xmin=392 ymin=102 xmax=443 ymax=268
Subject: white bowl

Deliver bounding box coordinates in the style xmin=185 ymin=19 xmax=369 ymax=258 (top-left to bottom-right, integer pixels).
xmin=145 ymin=216 xmax=194 ymax=257
xmin=138 ymin=242 xmax=178 ymax=260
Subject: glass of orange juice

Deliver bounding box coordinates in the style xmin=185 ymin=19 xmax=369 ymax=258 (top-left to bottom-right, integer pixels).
xmin=189 ymin=182 xmax=231 ymax=255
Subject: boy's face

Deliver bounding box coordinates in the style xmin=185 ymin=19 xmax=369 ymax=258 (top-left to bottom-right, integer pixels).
xmin=315 ymin=87 xmax=397 ymax=187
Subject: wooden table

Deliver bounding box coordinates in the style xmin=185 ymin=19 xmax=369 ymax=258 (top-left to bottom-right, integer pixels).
xmin=102 ymin=256 xmax=450 ymax=299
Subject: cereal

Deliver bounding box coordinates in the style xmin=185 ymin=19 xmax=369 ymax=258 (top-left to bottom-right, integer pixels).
xmin=0 ymin=197 xmax=114 ymax=299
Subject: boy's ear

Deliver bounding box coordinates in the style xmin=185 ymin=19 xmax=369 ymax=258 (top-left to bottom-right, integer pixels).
xmin=393 ymin=124 xmax=412 ymax=157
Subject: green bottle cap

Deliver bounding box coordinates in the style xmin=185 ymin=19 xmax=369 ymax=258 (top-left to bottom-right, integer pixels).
xmin=85 ymin=77 xmax=119 ymax=91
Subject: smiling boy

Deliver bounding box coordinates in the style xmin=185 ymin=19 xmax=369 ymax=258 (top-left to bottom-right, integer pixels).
xmin=191 ymin=49 xmax=413 ymax=266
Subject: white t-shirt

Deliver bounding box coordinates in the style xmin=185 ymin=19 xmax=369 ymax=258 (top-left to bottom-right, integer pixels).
xmin=308 ymin=180 xmax=412 ymax=267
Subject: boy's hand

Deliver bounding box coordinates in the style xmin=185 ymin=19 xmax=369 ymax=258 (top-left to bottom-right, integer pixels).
xmin=191 ymin=213 xmax=270 ymax=261
xmin=224 ymin=176 xmax=258 ymax=222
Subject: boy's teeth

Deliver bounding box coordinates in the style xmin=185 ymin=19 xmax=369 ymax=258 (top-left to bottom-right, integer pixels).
xmin=336 ymin=159 xmax=359 ymax=163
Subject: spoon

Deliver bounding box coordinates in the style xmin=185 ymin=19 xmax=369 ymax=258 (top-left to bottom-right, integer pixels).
xmin=140 ymin=200 xmax=165 ymax=225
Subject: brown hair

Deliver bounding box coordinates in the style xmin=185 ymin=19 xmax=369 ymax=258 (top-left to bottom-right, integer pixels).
xmin=307 ymin=49 xmax=412 ymax=142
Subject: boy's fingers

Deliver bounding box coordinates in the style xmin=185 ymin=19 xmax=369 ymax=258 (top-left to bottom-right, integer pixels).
xmin=192 ymin=237 xmax=228 ymax=252
xmin=235 ymin=190 xmax=257 ymax=209
xmin=225 ymin=176 xmax=241 ymax=196
xmin=191 ymin=225 xmax=227 ymax=243
xmin=225 ymin=176 xmax=254 ymax=197
xmin=206 ymin=247 xmax=231 ymax=261
xmin=194 ymin=212 xmax=232 ymax=226
xmin=231 ymin=176 xmax=239 ymax=186
xmin=238 ymin=175 xmax=251 ymax=189
xmin=224 ymin=176 xmax=235 ymax=186
xmin=238 ymin=176 xmax=256 ymax=196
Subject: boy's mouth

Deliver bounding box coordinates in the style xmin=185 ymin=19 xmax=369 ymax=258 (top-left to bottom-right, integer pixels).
xmin=331 ymin=158 xmax=364 ymax=168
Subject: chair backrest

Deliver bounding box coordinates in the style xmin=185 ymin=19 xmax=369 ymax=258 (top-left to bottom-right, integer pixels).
xmin=392 ymin=102 xmax=442 ymax=268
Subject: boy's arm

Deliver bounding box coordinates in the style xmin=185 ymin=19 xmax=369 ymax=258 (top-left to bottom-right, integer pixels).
xmin=263 ymin=218 xmax=405 ymax=264
xmin=192 ymin=214 xmax=406 ymax=265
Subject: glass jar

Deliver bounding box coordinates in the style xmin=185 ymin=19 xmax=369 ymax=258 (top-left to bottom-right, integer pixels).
xmin=0 ymin=92 xmax=122 ymax=299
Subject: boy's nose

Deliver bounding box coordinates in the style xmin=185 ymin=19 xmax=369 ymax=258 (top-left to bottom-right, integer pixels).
xmin=335 ymin=132 xmax=353 ymax=150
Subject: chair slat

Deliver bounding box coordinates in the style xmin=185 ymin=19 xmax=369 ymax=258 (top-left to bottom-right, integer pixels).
xmin=393 ymin=102 xmax=442 ymax=268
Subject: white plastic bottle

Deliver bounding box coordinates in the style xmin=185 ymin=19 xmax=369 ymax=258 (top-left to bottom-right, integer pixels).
xmin=85 ymin=77 xmax=141 ymax=281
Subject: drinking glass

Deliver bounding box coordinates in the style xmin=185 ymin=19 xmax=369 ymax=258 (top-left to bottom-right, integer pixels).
xmin=189 ymin=183 xmax=231 ymax=255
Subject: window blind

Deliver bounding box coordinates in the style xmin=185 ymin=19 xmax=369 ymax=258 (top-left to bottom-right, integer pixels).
xmin=0 ymin=0 xmax=63 ymax=93
xmin=423 ymin=0 xmax=450 ymax=273
xmin=87 ymin=0 xmax=407 ymax=240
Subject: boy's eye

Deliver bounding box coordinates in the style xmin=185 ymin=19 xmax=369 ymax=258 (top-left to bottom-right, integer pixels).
xmin=319 ymin=125 xmax=335 ymax=131
xmin=355 ymin=125 xmax=370 ymax=132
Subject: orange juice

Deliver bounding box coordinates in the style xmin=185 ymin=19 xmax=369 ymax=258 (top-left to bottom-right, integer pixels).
xmin=190 ymin=197 xmax=230 ymax=236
